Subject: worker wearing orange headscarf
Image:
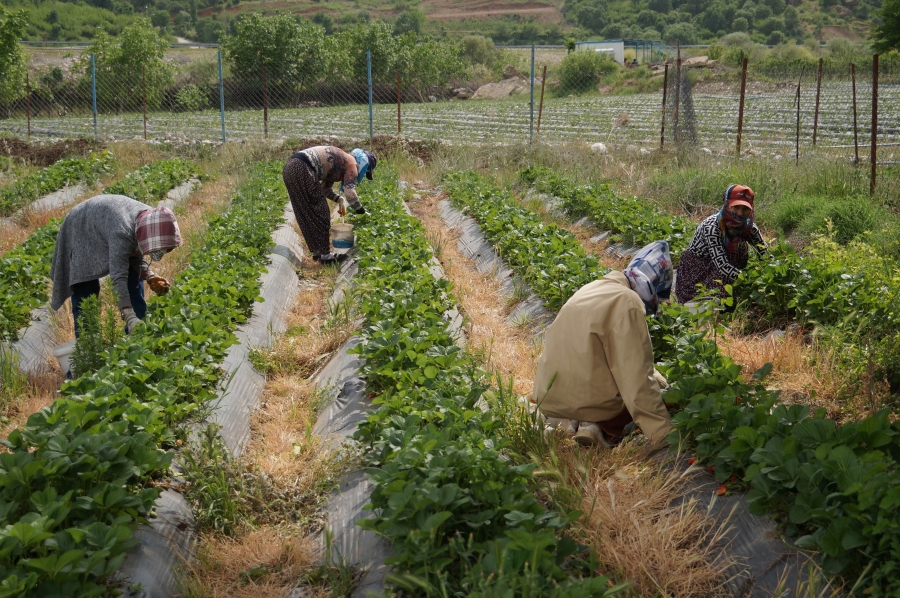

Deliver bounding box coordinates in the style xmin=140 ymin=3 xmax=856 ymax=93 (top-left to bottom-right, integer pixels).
xmin=675 ymin=184 xmax=767 ymax=303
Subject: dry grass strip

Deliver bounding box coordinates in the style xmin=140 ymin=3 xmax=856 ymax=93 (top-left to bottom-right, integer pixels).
xmin=182 ymin=266 xmax=356 ymax=598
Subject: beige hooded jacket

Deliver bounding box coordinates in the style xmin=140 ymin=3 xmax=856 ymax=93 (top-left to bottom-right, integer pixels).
xmin=533 ymin=271 xmax=673 ymax=445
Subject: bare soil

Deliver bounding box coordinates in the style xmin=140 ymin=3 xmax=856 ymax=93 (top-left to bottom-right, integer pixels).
xmin=0 ymin=138 xmax=104 ymax=167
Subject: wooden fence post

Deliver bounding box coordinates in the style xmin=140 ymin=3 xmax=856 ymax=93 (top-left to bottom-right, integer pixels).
xmin=396 ymin=70 xmax=401 ymax=135
xmin=25 ymin=73 xmax=31 ymax=140
xmin=812 ymin=57 xmax=823 ymax=146
xmin=851 ymin=63 xmax=859 ymax=165
xmin=262 ymin=65 xmax=268 ymax=140
xmin=660 ymin=63 xmax=668 ymax=149
xmin=736 ymin=57 xmax=748 ymax=158
xmin=871 ymin=54 xmax=879 ymax=196
xmin=536 ymin=64 xmax=547 ymax=137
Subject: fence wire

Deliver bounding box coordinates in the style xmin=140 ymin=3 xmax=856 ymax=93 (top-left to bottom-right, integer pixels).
xmin=2 ymin=46 xmax=899 ymax=169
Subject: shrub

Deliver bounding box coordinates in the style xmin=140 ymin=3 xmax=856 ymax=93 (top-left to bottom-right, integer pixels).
xmin=555 ymin=49 xmax=619 ymax=95
xmin=71 ymin=292 xmax=123 ymax=379
xmin=174 ymin=83 xmax=208 ymax=111
xmin=461 ymin=34 xmax=495 ymax=66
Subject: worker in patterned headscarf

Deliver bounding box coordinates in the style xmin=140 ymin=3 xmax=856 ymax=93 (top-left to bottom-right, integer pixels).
xmin=50 ymin=196 xmax=182 ymax=336
xmin=282 ymin=145 xmax=377 ymax=265
xmin=533 ymin=241 xmax=675 ymax=449
xmin=676 ymin=184 xmax=767 ymax=304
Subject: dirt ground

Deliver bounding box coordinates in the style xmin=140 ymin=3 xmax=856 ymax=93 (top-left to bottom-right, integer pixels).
xmin=0 ymin=137 xmax=104 ymax=167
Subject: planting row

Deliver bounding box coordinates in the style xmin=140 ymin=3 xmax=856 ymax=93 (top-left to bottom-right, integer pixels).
xmin=0 ymin=158 xmax=201 ymax=344
xmin=441 ymin=170 xmax=605 ymax=311
xmin=0 ymin=152 xmax=115 ymax=217
xmin=103 ymin=158 xmax=200 ymax=203
xmin=518 ymin=167 xmax=695 ymax=262
xmin=443 ymin=170 xmax=900 ymax=595
xmin=348 ymin=172 xmax=626 ymax=596
xmin=735 ymin=237 xmax=900 ymax=390
xmin=0 ymin=161 xmax=285 ymax=596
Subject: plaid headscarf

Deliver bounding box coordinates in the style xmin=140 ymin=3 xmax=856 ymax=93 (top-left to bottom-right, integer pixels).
xmin=135 ymin=207 xmax=182 ymax=256
xmin=623 ymin=240 xmax=673 ymax=315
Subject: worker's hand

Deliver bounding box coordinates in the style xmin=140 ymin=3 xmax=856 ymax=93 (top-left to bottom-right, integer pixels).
xmin=338 ymin=202 xmax=346 ymax=218
xmin=121 ymin=307 xmax=142 ymax=335
xmin=147 ymin=275 xmax=171 ymax=295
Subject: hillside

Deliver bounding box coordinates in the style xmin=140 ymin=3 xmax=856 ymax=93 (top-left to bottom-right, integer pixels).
xmin=10 ymin=0 xmax=881 ymax=46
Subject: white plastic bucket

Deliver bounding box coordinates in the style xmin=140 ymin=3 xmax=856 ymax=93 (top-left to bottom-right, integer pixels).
xmin=331 ymin=223 xmax=355 ymax=249
xmin=52 ymin=340 xmax=76 ymax=377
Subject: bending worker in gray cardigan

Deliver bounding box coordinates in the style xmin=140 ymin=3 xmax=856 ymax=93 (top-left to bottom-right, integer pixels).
xmin=50 ymin=195 xmax=183 ymax=336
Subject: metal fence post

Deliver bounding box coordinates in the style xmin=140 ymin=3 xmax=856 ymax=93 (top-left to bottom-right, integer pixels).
xmin=736 ymin=57 xmax=748 ymax=158
xmin=673 ymin=43 xmax=681 ymax=145
xmin=396 ymin=70 xmax=401 ymax=135
xmin=25 ymin=73 xmax=31 ymax=140
xmin=871 ymin=54 xmax=879 ymax=196
xmin=529 ymin=44 xmax=535 ymax=143
xmin=262 ymin=65 xmax=268 ymax=140
xmin=851 ymin=63 xmax=859 ymax=165
xmin=813 ymin=57 xmax=823 ymax=146
xmin=660 ymin=63 xmax=668 ymax=149
xmin=91 ymin=54 xmax=98 ymax=141
xmin=218 ymin=50 xmax=226 ymax=144
xmin=795 ymin=68 xmax=804 ymax=164
xmin=536 ymin=64 xmax=547 ymax=138
xmin=367 ymin=50 xmax=373 ymax=140
xmin=142 ymin=65 xmax=147 ymax=140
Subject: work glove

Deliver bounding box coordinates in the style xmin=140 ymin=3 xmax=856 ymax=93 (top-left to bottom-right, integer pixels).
xmin=338 ymin=202 xmax=346 ymax=218
xmin=147 ymin=275 xmax=171 ymax=295
xmin=121 ymin=307 xmax=141 ymax=335
xmin=354 ymin=205 xmax=367 ymax=215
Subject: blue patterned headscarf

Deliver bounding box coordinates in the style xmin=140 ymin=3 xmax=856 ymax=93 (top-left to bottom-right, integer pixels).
xmin=350 ymin=148 xmax=377 ymax=184
xmin=623 ymin=240 xmax=673 ymax=315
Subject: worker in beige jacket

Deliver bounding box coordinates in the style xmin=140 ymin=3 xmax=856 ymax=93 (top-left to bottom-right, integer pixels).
xmin=534 ymin=241 xmax=674 ymax=448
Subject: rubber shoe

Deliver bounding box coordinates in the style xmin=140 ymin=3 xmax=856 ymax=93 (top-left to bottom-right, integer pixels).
xmin=565 ymin=419 xmax=579 ymax=437
xmin=574 ymin=422 xmax=610 ymax=448
xmin=319 ymin=252 xmax=348 ymax=265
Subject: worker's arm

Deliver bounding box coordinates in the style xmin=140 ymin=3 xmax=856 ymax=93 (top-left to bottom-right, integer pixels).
xmin=603 ymin=306 xmax=673 ymax=445
xmin=749 ymin=224 xmax=768 ymax=255
xmin=340 ymin=160 xmax=365 ymax=214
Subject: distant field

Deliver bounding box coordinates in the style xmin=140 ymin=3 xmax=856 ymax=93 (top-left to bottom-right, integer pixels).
xmin=4 ymin=82 xmax=898 ymax=158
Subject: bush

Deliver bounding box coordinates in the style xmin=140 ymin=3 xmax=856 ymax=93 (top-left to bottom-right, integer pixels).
xmin=767 ymin=30 xmax=784 ymax=45
xmin=174 ymin=83 xmax=208 ymax=111
xmin=461 ymin=34 xmax=495 ymax=66
xmin=664 ymin=22 xmax=699 ymax=45
xmin=555 ymin=49 xmax=619 ymax=95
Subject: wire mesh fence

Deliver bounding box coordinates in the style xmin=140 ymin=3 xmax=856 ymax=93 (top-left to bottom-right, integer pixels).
xmin=2 ymin=45 xmax=899 ymax=171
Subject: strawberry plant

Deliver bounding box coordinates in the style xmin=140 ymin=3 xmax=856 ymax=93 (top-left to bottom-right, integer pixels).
xmin=103 ymin=158 xmax=200 ymax=203
xmin=442 ymin=170 xmax=606 ymax=311
xmin=0 ymin=151 xmax=115 ymax=217
xmin=0 ymin=221 xmax=60 ymax=341
xmin=348 ymin=170 xmax=627 ymax=596
xmin=0 ymin=162 xmax=286 ymax=596
xmin=518 ymin=166 xmax=694 ymax=262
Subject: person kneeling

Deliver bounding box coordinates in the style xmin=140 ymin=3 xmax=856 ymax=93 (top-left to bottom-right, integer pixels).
xmin=533 ymin=241 xmax=674 ymax=448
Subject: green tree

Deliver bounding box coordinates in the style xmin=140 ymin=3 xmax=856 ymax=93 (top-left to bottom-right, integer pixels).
xmin=150 ymin=9 xmax=169 ymax=28
xmin=732 ymin=16 xmax=749 ymax=32
xmin=337 ymin=20 xmax=397 ymax=80
xmin=221 ymin=13 xmax=326 ymax=88
xmin=872 ymin=0 xmax=900 ymax=52
xmin=648 ymin=0 xmax=672 ymax=12
xmin=461 ymin=34 xmax=495 ymax=65
xmin=664 ymin=22 xmax=698 ymax=44
xmin=556 ymin=49 xmax=618 ymax=95
xmin=394 ymin=8 xmax=426 ymax=35
xmin=0 ymin=6 xmax=27 ymax=108
xmin=783 ymin=5 xmax=800 ymax=34
xmin=81 ymin=17 xmax=174 ymax=111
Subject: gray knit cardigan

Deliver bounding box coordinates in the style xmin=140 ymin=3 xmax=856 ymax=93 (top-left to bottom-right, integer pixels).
xmin=50 ymin=194 xmax=151 ymax=311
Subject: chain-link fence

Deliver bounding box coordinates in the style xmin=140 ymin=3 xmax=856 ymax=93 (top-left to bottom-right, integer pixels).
xmin=2 ymin=44 xmax=898 ymax=171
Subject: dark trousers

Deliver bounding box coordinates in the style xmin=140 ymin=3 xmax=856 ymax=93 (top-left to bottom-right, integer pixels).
xmin=71 ymin=267 xmax=145 ymax=337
